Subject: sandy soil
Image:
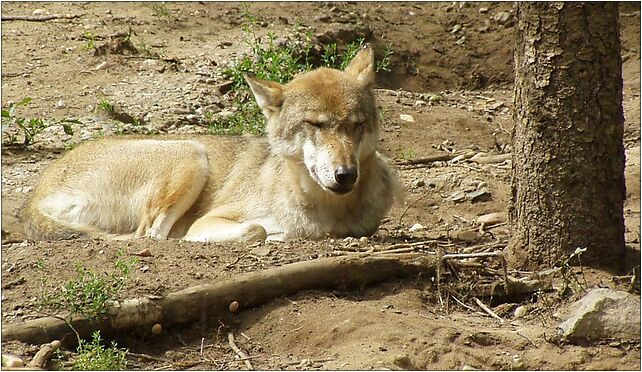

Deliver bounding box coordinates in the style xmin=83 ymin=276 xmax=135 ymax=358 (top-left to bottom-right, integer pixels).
xmin=1 ymin=2 xmax=640 ymax=370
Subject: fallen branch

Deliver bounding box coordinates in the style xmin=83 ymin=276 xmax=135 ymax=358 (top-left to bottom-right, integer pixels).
xmin=1 ymin=14 xmax=83 ymax=22
xmin=2 ymin=254 xmax=437 ymax=345
xmin=228 ymin=333 xmax=253 ymax=370
xmin=395 ymin=153 xmax=456 ymax=166
xmin=473 ymin=297 xmax=504 ymax=323
xmin=27 ymin=341 xmax=60 ymax=369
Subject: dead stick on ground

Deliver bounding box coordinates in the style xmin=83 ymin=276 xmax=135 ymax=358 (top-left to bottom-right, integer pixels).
xmin=1 ymin=14 xmax=82 ymax=21
xmin=27 ymin=341 xmax=60 ymax=369
xmin=2 ymin=254 xmax=437 ymax=345
xmin=395 ymin=153 xmax=458 ymax=166
xmin=228 ymin=333 xmax=253 ymax=370
xmin=473 ymin=297 xmax=504 ymax=323
xmin=441 ymin=251 xmax=504 ymax=260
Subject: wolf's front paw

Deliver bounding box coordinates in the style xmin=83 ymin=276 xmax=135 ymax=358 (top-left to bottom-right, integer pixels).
xmin=239 ymin=223 xmax=268 ymax=242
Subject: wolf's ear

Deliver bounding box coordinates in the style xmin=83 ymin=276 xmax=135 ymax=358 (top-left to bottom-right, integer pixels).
xmin=245 ymin=74 xmax=284 ymax=117
xmin=344 ymin=45 xmax=375 ymax=87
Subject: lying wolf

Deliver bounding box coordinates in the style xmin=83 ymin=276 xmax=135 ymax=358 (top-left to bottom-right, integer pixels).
xmin=23 ymin=46 xmax=402 ymax=242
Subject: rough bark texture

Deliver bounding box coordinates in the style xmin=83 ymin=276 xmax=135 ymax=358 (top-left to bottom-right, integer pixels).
xmin=509 ymin=2 xmax=625 ymax=272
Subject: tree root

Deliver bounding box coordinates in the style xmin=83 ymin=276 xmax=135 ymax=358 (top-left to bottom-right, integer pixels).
xmin=2 ymin=254 xmax=437 ymax=345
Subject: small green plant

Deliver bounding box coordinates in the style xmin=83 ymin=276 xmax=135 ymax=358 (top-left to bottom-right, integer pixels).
xmin=72 ymin=331 xmax=128 ymax=371
xmin=37 ymin=251 xmax=138 ymax=320
xmin=1 ymin=97 xmax=79 ymax=147
xmin=96 ymin=96 xmax=115 ymax=115
xmin=376 ymin=43 xmax=394 ymax=72
xmin=83 ymin=32 xmax=100 ymax=51
xmin=148 ymin=3 xmax=171 ymax=21
xmin=557 ymin=247 xmax=589 ymax=295
xmin=396 ymin=145 xmax=416 ymax=161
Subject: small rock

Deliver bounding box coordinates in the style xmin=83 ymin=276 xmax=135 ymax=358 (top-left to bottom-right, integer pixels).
xmin=140 ymin=265 xmax=150 ymax=273
xmin=2 ymin=354 xmax=24 ymax=368
xmin=399 ymin=114 xmax=415 ymax=123
xmin=217 ymin=80 xmax=235 ymax=95
xmin=32 ymin=8 xmax=48 ymax=15
xmin=466 ymin=189 xmax=491 ymax=202
xmin=450 ymin=191 xmax=466 ymax=203
xmin=493 ymin=11 xmax=511 ymax=25
xmin=250 ymin=246 xmax=271 ymax=257
xmin=461 ymin=366 xmax=477 ymax=371
xmin=428 ymin=94 xmax=442 ymax=102
xmin=513 ymin=305 xmax=528 ymax=319
xmin=315 ymin=15 xmax=331 ymax=22
xmin=558 ymin=288 xmax=641 ymax=343
xmin=450 ymin=24 xmax=462 ymax=34
xmin=456 ymin=230 xmax=478 ymax=242
xmin=359 ymin=236 xmax=369 ymax=244
xmin=409 ymin=223 xmax=424 ymax=232
xmin=479 ymin=7 xmax=489 ymax=14
xmin=136 ymin=249 xmax=152 ymax=257
xmin=94 ymin=61 xmax=110 ymax=70
xmin=414 ymin=99 xmax=427 ymax=107
xmin=510 ymin=355 xmax=525 ymax=370
xmin=56 ymin=100 xmax=65 ymax=109
xmin=476 ymin=212 xmax=506 ymax=226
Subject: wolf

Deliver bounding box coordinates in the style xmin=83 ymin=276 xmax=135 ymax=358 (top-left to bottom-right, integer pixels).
xmin=22 ymin=46 xmax=402 ymax=242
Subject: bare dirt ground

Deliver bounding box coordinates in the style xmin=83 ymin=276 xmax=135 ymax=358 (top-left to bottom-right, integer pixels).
xmin=1 ymin=2 xmax=640 ymax=370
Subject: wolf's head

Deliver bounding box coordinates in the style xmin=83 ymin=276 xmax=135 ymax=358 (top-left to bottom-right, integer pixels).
xmin=245 ymin=46 xmax=379 ymax=195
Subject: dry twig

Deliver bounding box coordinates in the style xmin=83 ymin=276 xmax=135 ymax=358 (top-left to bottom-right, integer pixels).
xmin=228 ymin=332 xmax=253 ymax=370
xmin=473 ymin=297 xmax=504 ymax=323
xmin=1 ymin=14 xmax=82 ymax=21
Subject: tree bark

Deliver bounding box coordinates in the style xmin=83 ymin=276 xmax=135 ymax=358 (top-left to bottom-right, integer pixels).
xmin=509 ymin=2 xmax=625 ymax=272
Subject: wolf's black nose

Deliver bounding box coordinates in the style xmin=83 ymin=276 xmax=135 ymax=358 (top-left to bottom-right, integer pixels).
xmin=334 ymin=166 xmax=358 ymax=186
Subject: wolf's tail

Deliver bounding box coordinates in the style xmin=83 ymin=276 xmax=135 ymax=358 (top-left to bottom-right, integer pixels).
xmin=20 ymin=200 xmax=92 ymax=241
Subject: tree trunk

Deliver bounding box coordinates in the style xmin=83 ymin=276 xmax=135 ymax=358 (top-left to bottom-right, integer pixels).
xmin=509 ymin=2 xmax=626 ymax=272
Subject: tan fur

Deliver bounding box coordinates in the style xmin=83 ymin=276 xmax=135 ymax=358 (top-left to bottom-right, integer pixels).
xmin=23 ymin=47 xmax=402 ymax=242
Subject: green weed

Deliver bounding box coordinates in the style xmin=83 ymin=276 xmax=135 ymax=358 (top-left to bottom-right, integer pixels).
xmin=82 ymin=32 xmax=100 ymax=51
xmin=37 ymin=251 xmax=138 ymax=320
xmin=71 ymin=331 xmax=128 ymax=371
xmin=1 ymin=97 xmax=80 ymax=147
xmin=148 ymin=3 xmax=171 ymax=20
xmin=396 ymin=145 xmax=416 ymax=160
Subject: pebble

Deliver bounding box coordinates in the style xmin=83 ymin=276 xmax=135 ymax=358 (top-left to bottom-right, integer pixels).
xmin=250 ymin=246 xmax=271 ymax=256
xmin=510 ymin=355 xmax=525 ymax=370
xmin=399 ymin=114 xmax=415 ymax=123
xmin=493 ymin=11 xmax=511 ymax=25
xmin=477 ymin=212 xmax=506 ymax=226
xmin=513 ymin=305 xmax=528 ymax=319
xmin=409 ymin=223 xmax=424 ymax=232
xmin=450 ymin=24 xmax=462 ymax=34
xmin=136 ymin=248 xmax=152 ymax=257
xmin=479 ymin=7 xmax=489 ymax=14
xmin=456 ymin=230 xmax=478 ymax=242
xmin=2 ymin=354 xmax=23 ymax=368
xmin=95 ymin=61 xmax=110 ymax=70
xmin=32 ymin=8 xmax=48 ymax=15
